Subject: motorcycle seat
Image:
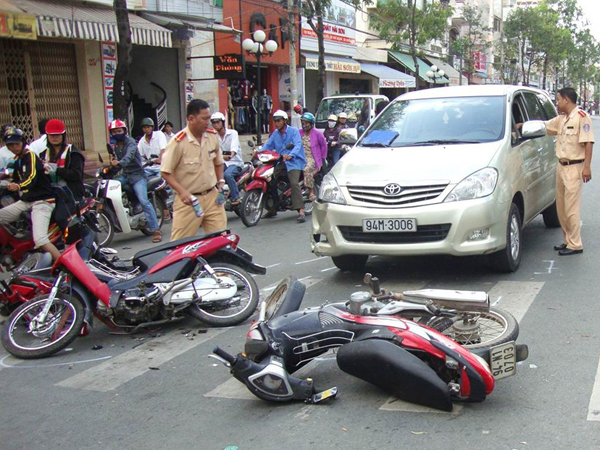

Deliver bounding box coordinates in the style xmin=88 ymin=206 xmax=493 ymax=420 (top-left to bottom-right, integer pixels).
xmin=133 ymin=229 xmax=232 ymax=261
xmin=147 ymin=176 xmax=165 ymax=191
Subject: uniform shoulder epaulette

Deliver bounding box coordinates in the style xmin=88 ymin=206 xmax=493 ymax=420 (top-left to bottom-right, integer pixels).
xmin=578 ymin=110 xmax=587 ymax=117
xmin=206 ymin=128 xmax=217 ymax=134
xmin=174 ymin=130 xmax=187 ymax=142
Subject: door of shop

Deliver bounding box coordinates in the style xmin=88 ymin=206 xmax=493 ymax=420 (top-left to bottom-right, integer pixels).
xmin=0 ymin=38 xmax=84 ymax=149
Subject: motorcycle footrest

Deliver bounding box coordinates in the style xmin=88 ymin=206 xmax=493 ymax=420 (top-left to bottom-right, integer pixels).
xmin=308 ymin=386 xmax=338 ymax=404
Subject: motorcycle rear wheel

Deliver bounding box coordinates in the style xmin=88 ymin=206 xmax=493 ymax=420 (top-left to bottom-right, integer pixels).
xmin=2 ymin=295 xmax=85 ymax=359
xmin=187 ymin=263 xmax=259 ymax=326
xmin=410 ymin=307 xmax=518 ymax=350
xmin=94 ymin=211 xmax=114 ymax=247
xmin=240 ymin=190 xmax=264 ymax=228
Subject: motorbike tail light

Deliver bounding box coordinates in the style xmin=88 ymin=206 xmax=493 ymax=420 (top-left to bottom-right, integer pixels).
xmin=247 ymin=328 xmax=264 ymax=341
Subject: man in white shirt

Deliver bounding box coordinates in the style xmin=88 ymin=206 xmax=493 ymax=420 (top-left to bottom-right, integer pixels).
xmin=211 ymin=112 xmax=244 ymax=204
xmin=137 ymin=117 xmax=167 ymax=163
xmin=0 ymin=124 xmax=15 ymax=170
xmin=162 ymin=121 xmax=176 ymax=140
xmin=28 ymin=119 xmax=49 ymax=155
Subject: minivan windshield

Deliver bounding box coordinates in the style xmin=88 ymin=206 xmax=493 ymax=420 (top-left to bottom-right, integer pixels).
xmin=359 ymin=96 xmax=506 ymax=147
xmin=315 ymin=97 xmax=372 ymax=124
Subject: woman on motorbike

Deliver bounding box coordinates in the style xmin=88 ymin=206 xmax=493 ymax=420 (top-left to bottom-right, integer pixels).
xmin=39 ymin=119 xmax=85 ymax=202
xmin=299 ymin=112 xmax=327 ymax=202
xmin=323 ymin=114 xmax=342 ymax=165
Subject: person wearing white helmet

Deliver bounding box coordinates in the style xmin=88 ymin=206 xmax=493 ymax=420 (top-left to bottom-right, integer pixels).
xmin=323 ymin=114 xmax=343 ymax=165
xmin=337 ymin=112 xmax=349 ymax=129
xmin=261 ymin=109 xmax=306 ymax=221
xmin=211 ymin=111 xmax=243 ymax=205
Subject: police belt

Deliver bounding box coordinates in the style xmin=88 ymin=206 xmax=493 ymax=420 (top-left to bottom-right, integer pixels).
xmin=192 ymin=186 xmax=216 ymax=196
xmin=558 ymin=159 xmax=585 ymax=166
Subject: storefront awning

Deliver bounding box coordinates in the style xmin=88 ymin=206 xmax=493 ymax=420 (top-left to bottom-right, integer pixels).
xmin=140 ymin=12 xmax=241 ymax=35
xmin=6 ymin=0 xmax=172 ymax=47
xmin=422 ymin=56 xmax=466 ymax=85
xmin=302 ymin=52 xmax=361 ymax=74
xmin=388 ymin=51 xmax=450 ymax=84
xmin=359 ymin=63 xmax=415 ymax=88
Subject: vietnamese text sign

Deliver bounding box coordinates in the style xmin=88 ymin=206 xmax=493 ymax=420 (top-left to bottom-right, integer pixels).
xmin=214 ymin=54 xmax=244 ymax=79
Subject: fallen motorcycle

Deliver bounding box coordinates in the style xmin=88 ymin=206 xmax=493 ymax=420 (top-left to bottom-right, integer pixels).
xmin=212 ymin=275 xmax=528 ymax=411
xmin=1 ymin=220 xmax=266 ymax=359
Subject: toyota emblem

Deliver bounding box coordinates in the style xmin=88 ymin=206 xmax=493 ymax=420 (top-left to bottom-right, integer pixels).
xmin=383 ymin=183 xmax=402 ymax=195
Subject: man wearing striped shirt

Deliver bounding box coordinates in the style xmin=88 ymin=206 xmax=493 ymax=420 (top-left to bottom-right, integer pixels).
xmin=0 ymin=127 xmax=60 ymax=260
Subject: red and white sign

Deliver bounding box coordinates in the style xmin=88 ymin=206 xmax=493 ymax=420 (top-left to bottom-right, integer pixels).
xmin=473 ymin=51 xmax=487 ymax=72
xmin=101 ymin=42 xmax=116 ymax=127
xmin=301 ymin=24 xmax=355 ymax=46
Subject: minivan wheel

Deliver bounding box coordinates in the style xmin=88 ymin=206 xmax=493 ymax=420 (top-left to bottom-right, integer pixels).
xmin=332 ymin=255 xmax=369 ymax=271
xmin=490 ymin=203 xmax=522 ymax=273
xmin=542 ymin=201 xmax=561 ymax=228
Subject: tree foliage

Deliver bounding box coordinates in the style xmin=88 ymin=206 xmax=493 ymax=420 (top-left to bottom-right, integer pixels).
xmin=451 ymin=4 xmax=489 ymax=85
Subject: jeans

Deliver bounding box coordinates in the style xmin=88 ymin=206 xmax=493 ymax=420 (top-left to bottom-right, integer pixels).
xmin=330 ymin=148 xmax=341 ymax=165
xmin=224 ymin=164 xmax=242 ymax=200
xmin=132 ymin=178 xmax=160 ymax=231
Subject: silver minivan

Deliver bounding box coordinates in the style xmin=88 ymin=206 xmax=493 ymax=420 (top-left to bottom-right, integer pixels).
xmin=311 ymin=85 xmax=559 ymax=272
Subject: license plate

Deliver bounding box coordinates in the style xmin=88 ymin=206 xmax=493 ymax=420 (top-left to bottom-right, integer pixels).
xmin=362 ymin=218 xmax=417 ymax=233
xmin=489 ymin=341 xmax=517 ymax=380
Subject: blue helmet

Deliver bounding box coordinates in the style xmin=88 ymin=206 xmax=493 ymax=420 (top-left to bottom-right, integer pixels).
xmin=300 ymin=112 xmax=315 ymax=124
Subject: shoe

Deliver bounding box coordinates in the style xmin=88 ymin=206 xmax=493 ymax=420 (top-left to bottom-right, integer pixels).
xmin=152 ymin=230 xmax=162 ymax=243
xmin=163 ymin=211 xmax=171 ymax=221
xmin=230 ymin=198 xmax=241 ymax=206
xmin=558 ymin=248 xmax=583 ymax=256
xmin=264 ymin=210 xmax=277 ymax=219
xmin=553 ymin=243 xmax=567 ymax=251
xmin=297 ymin=214 xmax=306 ymax=223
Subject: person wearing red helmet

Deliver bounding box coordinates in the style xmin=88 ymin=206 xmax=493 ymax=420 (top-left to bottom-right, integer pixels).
xmin=0 ymin=127 xmax=61 ymax=260
xmin=39 ymin=119 xmax=85 ymax=201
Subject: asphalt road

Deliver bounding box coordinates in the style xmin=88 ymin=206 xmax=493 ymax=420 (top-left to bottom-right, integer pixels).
xmin=2 ymin=120 xmax=600 ymax=449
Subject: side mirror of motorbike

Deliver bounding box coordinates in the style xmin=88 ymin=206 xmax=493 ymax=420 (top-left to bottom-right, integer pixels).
xmin=285 ymin=143 xmax=294 ymax=150
xmin=98 ymin=152 xmax=104 ymax=164
xmin=248 ymin=140 xmax=255 ymax=148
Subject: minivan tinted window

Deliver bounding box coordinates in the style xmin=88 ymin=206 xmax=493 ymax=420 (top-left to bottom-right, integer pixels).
xmin=359 ymin=96 xmax=506 ymax=147
xmin=316 ymin=98 xmax=372 ymax=123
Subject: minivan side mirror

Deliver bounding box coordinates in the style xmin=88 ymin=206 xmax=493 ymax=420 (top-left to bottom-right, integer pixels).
xmin=339 ymin=129 xmax=357 ymax=145
xmin=521 ymin=120 xmax=546 ymax=139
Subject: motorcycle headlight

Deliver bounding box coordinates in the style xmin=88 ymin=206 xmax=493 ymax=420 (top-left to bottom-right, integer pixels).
xmin=444 ymin=168 xmax=498 ymax=202
xmin=318 ymin=172 xmax=347 ymax=205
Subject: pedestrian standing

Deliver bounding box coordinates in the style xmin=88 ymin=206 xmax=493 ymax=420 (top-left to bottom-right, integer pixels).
xmin=299 ymin=112 xmax=327 ymax=202
xmin=161 ymin=99 xmax=227 ymax=241
xmin=544 ymin=87 xmax=594 ymax=255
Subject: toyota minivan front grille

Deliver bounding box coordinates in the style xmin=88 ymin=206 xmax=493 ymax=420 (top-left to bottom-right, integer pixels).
xmin=346 ymin=183 xmax=448 ymax=206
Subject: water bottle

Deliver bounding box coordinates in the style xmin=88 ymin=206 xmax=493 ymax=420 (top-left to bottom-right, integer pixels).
xmin=190 ymin=195 xmax=203 ymax=218
xmin=216 ymin=192 xmax=226 ymax=206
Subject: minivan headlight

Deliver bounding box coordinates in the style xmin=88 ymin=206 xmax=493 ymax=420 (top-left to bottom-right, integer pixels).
xmin=444 ymin=168 xmax=498 ymax=202
xmin=318 ymin=172 xmax=347 ymax=205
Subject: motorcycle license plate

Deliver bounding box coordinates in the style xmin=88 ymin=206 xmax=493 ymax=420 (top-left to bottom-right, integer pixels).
xmin=362 ymin=218 xmax=416 ymax=233
xmin=489 ymin=341 xmax=517 ymax=380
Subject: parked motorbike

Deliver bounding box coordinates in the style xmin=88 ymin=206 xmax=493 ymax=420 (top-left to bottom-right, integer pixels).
xmin=1 ymin=221 xmax=266 ymax=359
xmin=239 ymin=142 xmax=314 ymax=227
xmin=90 ymin=155 xmax=168 ymax=246
xmin=212 ymin=275 xmax=528 ymax=411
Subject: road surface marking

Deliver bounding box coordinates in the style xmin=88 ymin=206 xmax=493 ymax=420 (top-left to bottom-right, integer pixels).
xmin=587 ymin=357 xmax=600 ymax=421
xmin=488 ymin=281 xmax=543 ymax=322
xmin=295 ymin=257 xmax=324 ymax=265
xmin=379 ymin=397 xmax=463 ymax=414
xmin=1 ymin=354 xmax=112 ymax=370
xmin=56 ymin=329 xmax=226 ymax=392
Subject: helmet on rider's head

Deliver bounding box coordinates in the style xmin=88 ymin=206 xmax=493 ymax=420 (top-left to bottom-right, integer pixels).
xmin=140 ymin=117 xmax=155 ymax=128
xmin=327 ymin=114 xmax=338 ymax=122
xmin=108 ymin=119 xmax=128 ymax=134
xmin=3 ymin=127 xmax=25 ymax=144
xmin=300 ymin=112 xmax=315 ymax=124
xmin=45 ymin=119 xmax=66 ymax=135
xmin=338 ymin=112 xmax=348 ymax=120
xmin=210 ymin=112 xmax=226 ymax=123
xmin=293 ymin=104 xmax=303 ymax=115
xmin=272 ymin=110 xmax=288 ymax=121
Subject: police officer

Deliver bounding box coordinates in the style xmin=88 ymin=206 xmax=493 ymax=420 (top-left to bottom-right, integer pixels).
xmin=161 ymin=99 xmax=227 ymax=241
xmin=545 ymin=87 xmax=595 ymax=255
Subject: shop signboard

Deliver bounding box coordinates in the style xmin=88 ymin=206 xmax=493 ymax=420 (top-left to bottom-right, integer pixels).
xmin=301 ymin=0 xmax=356 ymax=57
xmin=101 ymin=42 xmax=116 ymax=126
xmin=214 ymin=54 xmax=244 ymax=79
xmin=0 ymin=12 xmax=37 ymax=40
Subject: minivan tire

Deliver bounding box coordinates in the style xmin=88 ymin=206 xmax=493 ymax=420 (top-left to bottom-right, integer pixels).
xmin=542 ymin=201 xmax=561 ymax=228
xmin=332 ymin=255 xmax=369 ymax=271
xmin=490 ymin=203 xmax=522 ymax=273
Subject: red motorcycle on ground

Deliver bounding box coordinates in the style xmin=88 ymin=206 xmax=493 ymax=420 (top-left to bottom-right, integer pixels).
xmin=1 ymin=218 xmax=266 ymax=359
xmin=213 ymin=275 xmax=528 ymax=411
xmin=239 ymin=143 xmax=314 ymax=227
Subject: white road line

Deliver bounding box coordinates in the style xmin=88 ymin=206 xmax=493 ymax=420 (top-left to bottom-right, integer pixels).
xmin=321 ymin=267 xmax=337 ymax=272
xmin=487 ymin=281 xmax=543 ymax=322
xmin=266 ymin=263 xmax=281 ymax=269
xmin=588 ymin=356 xmax=600 ymax=420
xmin=379 ymin=397 xmax=463 ymax=414
xmin=295 ymin=257 xmax=324 ymax=265
xmin=56 ymin=329 xmax=226 ymax=392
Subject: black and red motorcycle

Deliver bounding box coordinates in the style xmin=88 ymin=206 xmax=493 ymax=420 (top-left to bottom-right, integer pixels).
xmin=212 ymin=275 xmax=528 ymax=411
xmin=1 ymin=218 xmax=266 ymax=359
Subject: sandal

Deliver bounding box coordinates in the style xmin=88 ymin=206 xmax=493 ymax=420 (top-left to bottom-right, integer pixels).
xmin=297 ymin=214 xmax=306 ymax=223
xmin=231 ymin=198 xmax=241 ymax=206
xmin=152 ymin=230 xmax=162 ymax=243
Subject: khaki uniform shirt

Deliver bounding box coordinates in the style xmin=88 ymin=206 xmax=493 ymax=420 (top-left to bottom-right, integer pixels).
xmin=160 ymin=126 xmax=223 ymax=194
xmin=545 ymin=107 xmax=595 ymax=160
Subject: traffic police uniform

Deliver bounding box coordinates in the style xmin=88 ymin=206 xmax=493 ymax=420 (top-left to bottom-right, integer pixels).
xmin=545 ymin=107 xmax=595 ymax=251
xmin=161 ymin=126 xmax=226 ymax=241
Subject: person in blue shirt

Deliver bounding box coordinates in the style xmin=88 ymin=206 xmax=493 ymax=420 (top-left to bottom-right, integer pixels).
xmin=261 ymin=110 xmax=307 ymax=222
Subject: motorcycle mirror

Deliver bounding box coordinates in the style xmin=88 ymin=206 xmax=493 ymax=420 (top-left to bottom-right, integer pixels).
xmin=98 ymin=152 xmax=104 ymax=164
xmin=248 ymin=140 xmax=255 ymax=148
xmin=285 ymin=143 xmax=294 ymax=150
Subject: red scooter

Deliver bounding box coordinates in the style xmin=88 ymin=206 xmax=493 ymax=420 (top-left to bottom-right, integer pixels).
xmin=239 ymin=143 xmax=314 ymax=227
xmin=1 ymin=218 xmax=266 ymax=359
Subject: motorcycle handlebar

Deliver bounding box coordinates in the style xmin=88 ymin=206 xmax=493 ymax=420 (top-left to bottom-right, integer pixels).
xmin=213 ymin=346 xmax=236 ymax=365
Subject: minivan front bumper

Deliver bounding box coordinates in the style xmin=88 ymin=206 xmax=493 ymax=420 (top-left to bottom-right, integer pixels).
xmin=311 ymin=196 xmax=510 ymax=258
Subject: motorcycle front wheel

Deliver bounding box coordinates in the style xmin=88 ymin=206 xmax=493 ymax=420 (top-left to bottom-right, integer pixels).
xmin=187 ymin=263 xmax=259 ymax=327
xmin=409 ymin=307 xmax=519 ymax=350
xmin=2 ymin=295 xmax=85 ymax=359
xmin=240 ymin=190 xmax=264 ymax=228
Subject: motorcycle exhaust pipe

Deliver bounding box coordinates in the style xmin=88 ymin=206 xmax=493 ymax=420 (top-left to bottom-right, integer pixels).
xmin=401 ymin=288 xmax=490 ymax=313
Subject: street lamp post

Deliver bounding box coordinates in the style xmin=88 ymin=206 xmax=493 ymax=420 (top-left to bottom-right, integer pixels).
xmin=242 ymin=30 xmax=278 ymax=145
xmin=426 ymin=65 xmax=446 ymax=86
